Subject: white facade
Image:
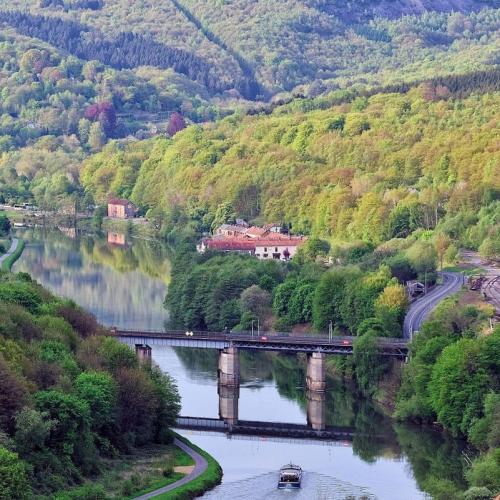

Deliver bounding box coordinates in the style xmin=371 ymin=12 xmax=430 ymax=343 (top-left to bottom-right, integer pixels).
xmin=254 ymin=243 xmax=300 ymax=261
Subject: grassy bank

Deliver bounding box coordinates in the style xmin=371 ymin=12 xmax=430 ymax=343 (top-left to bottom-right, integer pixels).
xmin=1 ymin=238 xmax=25 ymax=271
xmin=46 ymin=441 xmax=196 ymax=500
xmin=153 ymin=434 xmax=223 ymax=500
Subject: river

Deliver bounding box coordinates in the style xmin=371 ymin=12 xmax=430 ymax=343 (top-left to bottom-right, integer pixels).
xmin=14 ymin=228 xmax=468 ymax=500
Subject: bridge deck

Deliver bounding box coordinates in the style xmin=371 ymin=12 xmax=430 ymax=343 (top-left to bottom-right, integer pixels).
xmin=115 ymin=329 xmax=408 ymax=357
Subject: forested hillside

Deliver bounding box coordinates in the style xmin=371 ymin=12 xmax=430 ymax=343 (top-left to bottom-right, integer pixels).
xmin=0 ymin=30 xmax=225 ymax=209
xmin=0 ymin=271 xmax=180 ymax=497
xmin=81 ymin=84 xmax=500 ymax=257
xmin=0 ymin=1 xmax=498 ymax=99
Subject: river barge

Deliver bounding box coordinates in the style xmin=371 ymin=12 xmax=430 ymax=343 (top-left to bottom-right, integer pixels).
xmin=277 ymin=463 xmax=302 ymax=489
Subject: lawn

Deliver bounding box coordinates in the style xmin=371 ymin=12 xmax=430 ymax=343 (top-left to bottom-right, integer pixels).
xmin=48 ymin=442 xmax=195 ymax=500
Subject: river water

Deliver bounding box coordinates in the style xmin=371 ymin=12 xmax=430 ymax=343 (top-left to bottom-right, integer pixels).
xmin=14 ymin=228 xmax=468 ymax=500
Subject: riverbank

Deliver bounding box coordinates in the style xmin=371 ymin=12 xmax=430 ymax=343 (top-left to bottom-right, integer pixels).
xmin=0 ymin=237 xmax=25 ymax=271
xmin=135 ymin=434 xmax=222 ymax=500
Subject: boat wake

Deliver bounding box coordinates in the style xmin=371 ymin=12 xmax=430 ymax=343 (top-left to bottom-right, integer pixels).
xmin=202 ymin=471 xmax=376 ymax=499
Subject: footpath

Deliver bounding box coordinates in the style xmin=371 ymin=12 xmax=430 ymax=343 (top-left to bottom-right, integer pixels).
xmin=0 ymin=237 xmax=20 ymax=269
xmin=134 ymin=438 xmax=208 ymax=500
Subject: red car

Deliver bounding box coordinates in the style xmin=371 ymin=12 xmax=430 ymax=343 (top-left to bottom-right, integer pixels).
xmin=342 ymin=339 xmax=351 ymax=345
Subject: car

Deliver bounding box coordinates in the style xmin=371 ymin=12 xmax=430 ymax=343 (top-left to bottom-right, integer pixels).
xmin=185 ymin=331 xmax=194 ymax=337
xmin=342 ymin=339 xmax=351 ymax=345
xmin=261 ymin=336 xmax=268 ymax=341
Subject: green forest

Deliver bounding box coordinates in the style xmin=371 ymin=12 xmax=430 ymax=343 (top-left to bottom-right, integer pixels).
xmin=0 ymin=1 xmax=499 ymax=498
xmin=0 ymin=1 xmax=498 ymax=98
xmin=81 ymin=85 xmax=499 ymax=257
xmin=0 ymin=271 xmax=181 ymax=498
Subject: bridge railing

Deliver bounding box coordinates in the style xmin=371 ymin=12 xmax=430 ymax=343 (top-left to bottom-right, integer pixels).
xmin=112 ymin=327 xmax=407 ymax=347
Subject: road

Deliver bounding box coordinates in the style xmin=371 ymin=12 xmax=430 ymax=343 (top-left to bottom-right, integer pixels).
xmin=0 ymin=237 xmax=19 ymax=267
xmin=134 ymin=437 xmax=208 ymax=500
xmin=403 ymin=271 xmax=463 ymax=339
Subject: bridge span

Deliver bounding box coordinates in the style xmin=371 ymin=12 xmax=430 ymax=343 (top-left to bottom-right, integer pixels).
xmin=115 ymin=329 xmax=408 ymax=357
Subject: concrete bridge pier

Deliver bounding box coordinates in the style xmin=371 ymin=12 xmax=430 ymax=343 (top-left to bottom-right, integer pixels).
xmin=218 ymin=383 xmax=239 ymax=426
xmin=218 ymin=347 xmax=240 ymax=387
xmin=306 ymin=352 xmax=326 ymax=392
xmin=307 ymin=390 xmax=326 ymax=431
xmin=135 ymin=344 xmax=152 ymax=366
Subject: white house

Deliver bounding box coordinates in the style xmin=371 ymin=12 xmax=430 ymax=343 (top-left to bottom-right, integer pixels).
xmin=254 ymin=237 xmax=305 ymax=261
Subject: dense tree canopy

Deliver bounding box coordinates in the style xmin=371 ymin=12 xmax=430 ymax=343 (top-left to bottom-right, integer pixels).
xmin=0 ymin=272 xmax=180 ymax=496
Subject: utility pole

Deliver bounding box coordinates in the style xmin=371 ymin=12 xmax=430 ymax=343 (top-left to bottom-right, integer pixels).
xmin=251 ymin=319 xmax=254 ymax=338
xmin=328 ymin=321 xmax=333 ymax=342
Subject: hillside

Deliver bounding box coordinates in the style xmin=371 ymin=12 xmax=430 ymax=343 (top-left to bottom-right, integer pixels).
xmin=81 ymin=83 xmax=500 ymax=255
xmin=0 ymin=1 xmax=498 ymax=99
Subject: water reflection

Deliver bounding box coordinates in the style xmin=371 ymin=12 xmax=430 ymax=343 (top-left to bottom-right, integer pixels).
xmin=13 ymin=229 xmax=469 ymax=499
xmin=167 ymin=347 xmax=469 ymax=499
xmin=13 ymin=228 xmax=171 ymax=330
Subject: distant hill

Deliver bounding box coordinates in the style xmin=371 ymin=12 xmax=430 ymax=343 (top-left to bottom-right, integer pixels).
xmin=80 ymin=84 xmax=500 ymax=254
xmin=0 ymin=0 xmax=498 ymax=100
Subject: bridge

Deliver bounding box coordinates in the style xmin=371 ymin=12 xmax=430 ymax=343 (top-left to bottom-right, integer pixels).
xmin=114 ymin=329 xmax=408 ymax=357
xmin=117 ymin=331 xmax=408 ymax=396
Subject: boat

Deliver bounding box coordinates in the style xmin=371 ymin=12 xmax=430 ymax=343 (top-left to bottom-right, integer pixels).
xmin=277 ymin=463 xmax=302 ymax=489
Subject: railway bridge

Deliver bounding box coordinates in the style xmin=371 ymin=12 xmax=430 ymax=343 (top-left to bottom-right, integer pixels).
xmin=115 ymin=329 xmax=408 ymax=422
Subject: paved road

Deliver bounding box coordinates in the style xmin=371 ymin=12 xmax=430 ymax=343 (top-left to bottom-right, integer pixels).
xmin=0 ymin=237 xmax=19 ymax=266
xmin=403 ymin=271 xmax=464 ymax=340
xmin=134 ymin=437 xmax=208 ymax=500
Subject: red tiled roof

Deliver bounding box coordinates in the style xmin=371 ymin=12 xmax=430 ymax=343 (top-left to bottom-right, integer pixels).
xmin=108 ymin=198 xmax=135 ymax=207
xmin=204 ymin=238 xmax=256 ymax=251
xmin=254 ymin=237 xmax=306 ymax=248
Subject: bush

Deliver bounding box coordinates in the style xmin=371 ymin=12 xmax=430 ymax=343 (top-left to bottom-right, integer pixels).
xmin=0 ymin=447 xmax=31 ymax=499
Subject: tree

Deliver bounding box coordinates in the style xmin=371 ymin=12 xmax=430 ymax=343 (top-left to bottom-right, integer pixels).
xmin=466 ymin=449 xmax=500 ymax=493
xmin=375 ymin=283 xmax=408 ymax=336
xmin=0 ymin=215 xmax=11 ymax=237
xmin=88 ymin=122 xmax=106 ymax=151
xmin=312 ymin=267 xmax=360 ymax=330
xmin=75 ymin=371 xmax=117 ymax=432
xmin=429 ymin=339 xmax=492 ymax=436
xmin=0 ymin=447 xmax=31 ymax=500
xmin=167 ymin=112 xmax=186 ymax=137
xmin=434 ymin=233 xmax=451 ymax=271
xmin=0 ymin=357 xmax=29 ymax=433
xmin=240 ymin=285 xmax=271 ymax=321
xmin=14 ymin=408 xmax=55 ymax=456
xmin=35 ymin=390 xmax=93 ymax=463
xmin=288 ymin=283 xmax=315 ymax=324
xmin=295 ymin=237 xmax=330 ymax=263
xmin=353 ymin=332 xmax=388 ymax=396
xmin=210 ymin=202 xmax=236 ymax=232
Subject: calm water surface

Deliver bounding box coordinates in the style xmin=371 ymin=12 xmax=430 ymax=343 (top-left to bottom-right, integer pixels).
xmin=15 ymin=228 xmax=467 ymax=500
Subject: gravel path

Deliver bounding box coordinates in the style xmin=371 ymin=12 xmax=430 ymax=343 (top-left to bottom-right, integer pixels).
xmin=134 ymin=438 xmax=208 ymax=500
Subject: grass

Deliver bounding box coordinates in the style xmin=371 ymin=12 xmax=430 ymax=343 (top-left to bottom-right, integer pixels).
xmin=442 ymin=265 xmax=485 ymax=276
xmin=47 ymin=441 xmax=197 ymax=500
xmin=1 ymin=238 xmax=25 ymax=271
xmin=153 ymin=433 xmax=222 ymax=500
xmin=127 ymin=472 xmax=184 ymax=499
